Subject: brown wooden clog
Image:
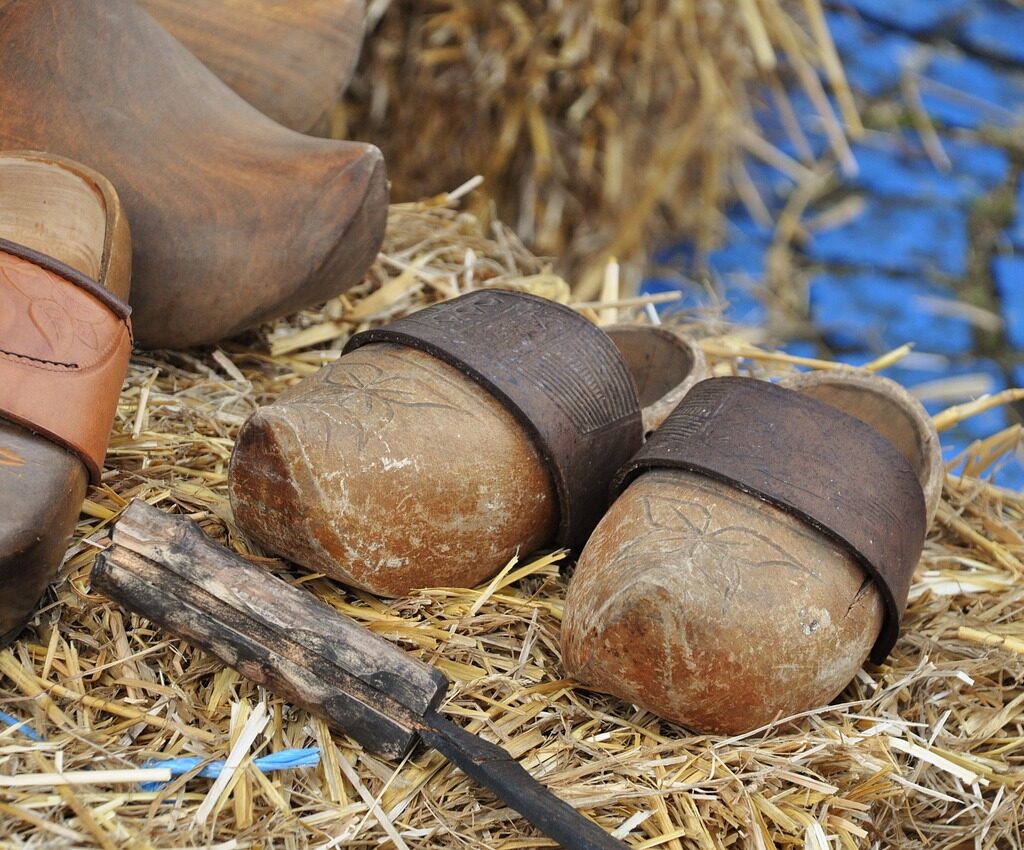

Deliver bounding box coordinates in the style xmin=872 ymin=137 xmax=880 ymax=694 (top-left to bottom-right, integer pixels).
xmin=0 ymin=151 xmax=132 ymax=646
xmin=140 ymin=0 xmax=365 ymax=135
xmin=0 ymin=0 xmax=387 ymax=349
xmin=228 ymin=294 xmax=706 ymax=597
xmin=561 ymin=372 xmax=941 ymax=734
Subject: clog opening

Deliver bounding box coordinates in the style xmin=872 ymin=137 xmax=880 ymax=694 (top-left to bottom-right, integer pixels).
xmin=605 ymin=325 xmax=697 ymax=407
xmin=0 ymin=154 xmax=109 ymax=281
xmin=604 ymin=325 xmax=706 ymax=435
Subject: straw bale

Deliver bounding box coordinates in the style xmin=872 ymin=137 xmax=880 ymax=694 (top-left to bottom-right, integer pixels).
xmin=2 ymin=196 xmax=1023 ymax=849
xmin=342 ymin=1 xmax=858 ymax=295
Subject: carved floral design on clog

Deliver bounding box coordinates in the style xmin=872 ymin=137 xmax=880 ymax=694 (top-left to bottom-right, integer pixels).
xmin=581 ymin=491 xmax=820 ymax=623
xmin=283 ymin=360 xmax=466 ymax=450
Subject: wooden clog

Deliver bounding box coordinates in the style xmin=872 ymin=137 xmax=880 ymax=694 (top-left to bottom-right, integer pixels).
xmin=561 ymin=373 xmax=940 ymax=734
xmin=139 ymin=0 xmax=365 ymax=135
xmin=0 ymin=0 xmax=387 ymax=349
xmin=0 ymin=151 xmax=132 ymax=646
xmin=229 ymin=294 xmax=705 ymax=598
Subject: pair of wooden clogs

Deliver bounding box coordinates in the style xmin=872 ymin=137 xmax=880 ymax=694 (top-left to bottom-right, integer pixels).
xmin=0 ymin=0 xmax=380 ymax=644
xmin=0 ymin=0 xmax=384 ymax=348
xmin=229 ymin=290 xmax=942 ymax=734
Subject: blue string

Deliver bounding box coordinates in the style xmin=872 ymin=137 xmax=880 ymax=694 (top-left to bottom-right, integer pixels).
xmin=0 ymin=708 xmax=319 ymax=790
xmin=0 ymin=709 xmax=42 ymax=741
xmin=141 ymin=747 xmax=321 ymax=790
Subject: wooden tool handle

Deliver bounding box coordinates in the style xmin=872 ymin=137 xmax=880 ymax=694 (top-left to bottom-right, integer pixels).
xmin=93 ymin=501 xmax=629 ymax=849
xmin=92 ymin=500 xmax=448 ymax=760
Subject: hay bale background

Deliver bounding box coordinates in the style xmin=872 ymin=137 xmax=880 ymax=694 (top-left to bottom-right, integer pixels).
xmin=1 ymin=196 xmax=1022 ymax=848
xmin=342 ymin=0 xmax=858 ymax=296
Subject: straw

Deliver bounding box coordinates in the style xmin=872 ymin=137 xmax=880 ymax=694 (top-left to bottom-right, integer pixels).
xmin=1 ymin=196 xmax=1023 ymax=848
xmin=0 ymin=769 xmax=173 ymax=789
xmin=343 ymin=0 xmax=857 ymax=295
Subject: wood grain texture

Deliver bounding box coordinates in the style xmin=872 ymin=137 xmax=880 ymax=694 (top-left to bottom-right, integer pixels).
xmin=229 ymin=342 xmax=558 ymax=596
xmin=0 ymin=0 xmax=387 ymax=348
xmin=0 ymin=151 xmax=131 ymax=302
xmin=0 ymin=155 xmax=106 ymax=279
xmin=92 ymin=500 xmax=447 ymax=760
xmin=140 ymin=0 xmax=365 ymax=135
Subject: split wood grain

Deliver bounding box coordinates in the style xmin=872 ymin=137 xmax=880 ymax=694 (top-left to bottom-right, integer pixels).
xmin=91 ymin=500 xmax=447 ymax=760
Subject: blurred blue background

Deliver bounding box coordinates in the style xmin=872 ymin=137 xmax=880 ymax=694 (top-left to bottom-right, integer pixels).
xmin=644 ymin=0 xmax=1024 ymax=489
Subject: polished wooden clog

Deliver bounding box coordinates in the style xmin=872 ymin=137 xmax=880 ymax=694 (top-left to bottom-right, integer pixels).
xmin=140 ymin=0 xmax=365 ymax=135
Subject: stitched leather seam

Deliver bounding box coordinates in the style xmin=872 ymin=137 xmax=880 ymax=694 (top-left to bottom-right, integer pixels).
xmin=0 ymin=348 xmax=79 ymax=370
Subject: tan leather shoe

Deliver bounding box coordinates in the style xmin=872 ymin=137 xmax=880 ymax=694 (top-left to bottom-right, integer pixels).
xmin=0 ymin=151 xmax=132 ymax=646
xmin=0 ymin=0 xmax=387 ymax=349
xmin=139 ymin=0 xmax=365 ymax=135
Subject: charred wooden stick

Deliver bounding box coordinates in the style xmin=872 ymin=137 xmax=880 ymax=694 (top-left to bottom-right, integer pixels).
xmin=91 ymin=500 xmax=626 ymax=850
